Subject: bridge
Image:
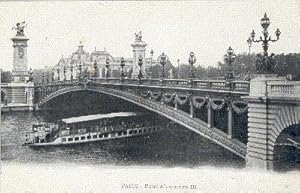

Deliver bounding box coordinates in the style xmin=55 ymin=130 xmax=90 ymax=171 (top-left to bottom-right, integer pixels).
xmin=1 ymin=15 xmax=299 ymax=170
xmin=31 ymin=76 xmax=300 ymax=170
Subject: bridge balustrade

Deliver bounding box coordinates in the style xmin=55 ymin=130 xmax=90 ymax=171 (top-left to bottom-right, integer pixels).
xmin=232 ymin=81 xmax=251 ymax=91
xmin=267 ymin=81 xmax=300 ymax=98
xmin=44 ymin=78 xmax=250 ymax=93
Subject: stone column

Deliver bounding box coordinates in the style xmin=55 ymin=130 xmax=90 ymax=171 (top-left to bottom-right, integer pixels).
xmin=189 ymin=97 xmax=194 ymax=118
xmin=174 ymin=97 xmax=178 ymax=110
xmin=207 ymin=100 xmax=213 ymax=128
xmin=11 ymin=33 xmax=29 ymax=83
xmin=227 ymin=106 xmax=233 ymax=138
xmin=131 ymin=32 xmax=147 ymax=79
xmin=160 ymin=94 xmax=164 ymax=105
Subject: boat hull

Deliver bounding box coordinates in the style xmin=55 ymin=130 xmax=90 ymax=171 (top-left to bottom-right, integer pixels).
xmin=23 ymin=126 xmax=163 ymax=147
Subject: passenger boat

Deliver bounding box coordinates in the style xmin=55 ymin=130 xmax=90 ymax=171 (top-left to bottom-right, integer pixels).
xmin=23 ymin=112 xmax=163 ymax=147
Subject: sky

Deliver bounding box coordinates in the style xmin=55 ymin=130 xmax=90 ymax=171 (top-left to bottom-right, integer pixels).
xmin=0 ymin=1 xmax=299 ymax=71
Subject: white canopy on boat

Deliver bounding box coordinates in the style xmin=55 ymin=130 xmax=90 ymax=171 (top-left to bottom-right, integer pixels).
xmin=62 ymin=112 xmax=138 ymax=124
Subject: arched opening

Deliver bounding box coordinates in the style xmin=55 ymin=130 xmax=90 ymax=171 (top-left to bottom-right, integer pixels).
xmin=273 ymin=124 xmax=300 ymax=171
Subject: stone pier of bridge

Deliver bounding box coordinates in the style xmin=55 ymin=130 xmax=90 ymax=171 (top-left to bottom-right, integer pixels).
xmin=245 ymin=74 xmax=300 ymax=170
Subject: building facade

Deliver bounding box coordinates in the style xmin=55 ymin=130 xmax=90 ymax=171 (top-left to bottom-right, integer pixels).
xmin=51 ymin=32 xmax=157 ymax=81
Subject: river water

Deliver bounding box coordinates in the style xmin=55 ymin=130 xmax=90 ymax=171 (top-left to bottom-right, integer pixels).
xmin=1 ymin=111 xmax=299 ymax=193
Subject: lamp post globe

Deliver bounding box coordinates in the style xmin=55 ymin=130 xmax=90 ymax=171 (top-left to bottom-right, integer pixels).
xmin=260 ymin=13 xmax=270 ymax=30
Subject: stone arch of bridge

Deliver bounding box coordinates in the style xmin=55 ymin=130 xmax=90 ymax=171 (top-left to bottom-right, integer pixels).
xmin=268 ymin=105 xmax=300 ymax=154
xmin=38 ymin=85 xmax=247 ymax=159
xmin=272 ymin=123 xmax=300 ymax=170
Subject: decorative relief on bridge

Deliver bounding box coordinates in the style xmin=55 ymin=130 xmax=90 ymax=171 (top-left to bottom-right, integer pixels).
xmin=175 ymin=94 xmax=189 ymax=106
xmin=138 ymin=89 xmax=249 ymax=114
xmin=206 ymin=98 xmax=226 ymax=110
xmin=231 ymin=101 xmax=248 ymax=114
xmin=163 ymin=93 xmax=176 ymax=104
xmin=192 ymin=96 xmax=207 ymax=109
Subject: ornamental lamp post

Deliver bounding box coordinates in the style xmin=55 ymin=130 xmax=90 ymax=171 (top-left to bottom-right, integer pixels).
xmin=177 ymin=59 xmax=180 ymax=79
xmin=42 ymin=71 xmax=45 ymax=84
xmin=63 ymin=66 xmax=66 ymax=81
xmin=224 ymin=46 xmax=236 ymax=81
xmin=138 ymin=55 xmax=143 ymax=80
xmin=51 ymin=69 xmax=55 ymax=82
xmin=78 ymin=63 xmax=82 ymax=80
xmin=94 ymin=60 xmax=98 ymax=78
xmin=70 ymin=64 xmax=73 ymax=82
xmin=120 ymin=57 xmax=125 ymax=79
xmin=247 ymin=37 xmax=252 ymax=73
xmin=57 ymin=68 xmax=60 ymax=81
xmin=250 ymin=13 xmax=281 ymax=74
xmin=247 ymin=37 xmax=252 ymax=55
xmin=150 ymin=49 xmax=154 ymax=78
xmin=188 ymin=52 xmax=196 ymax=79
xmin=28 ymin=67 xmax=33 ymax=82
xmin=159 ymin=52 xmax=167 ymax=80
xmin=46 ymin=71 xmax=49 ymax=83
xmin=105 ymin=57 xmax=110 ymax=78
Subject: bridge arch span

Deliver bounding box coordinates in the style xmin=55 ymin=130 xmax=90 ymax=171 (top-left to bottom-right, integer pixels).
xmin=38 ymin=84 xmax=247 ymax=159
xmin=273 ymin=123 xmax=300 ymax=170
xmin=267 ymin=105 xmax=300 ymax=154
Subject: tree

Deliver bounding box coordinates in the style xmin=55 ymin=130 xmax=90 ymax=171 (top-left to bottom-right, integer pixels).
xmin=151 ymin=60 xmax=177 ymax=79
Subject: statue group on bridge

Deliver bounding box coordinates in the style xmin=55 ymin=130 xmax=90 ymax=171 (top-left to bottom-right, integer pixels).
xmin=134 ymin=31 xmax=143 ymax=41
xmin=12 ymin=21 xmax=27 ymax=36
xmin=255 ymin=53 xmax=276 ymax=74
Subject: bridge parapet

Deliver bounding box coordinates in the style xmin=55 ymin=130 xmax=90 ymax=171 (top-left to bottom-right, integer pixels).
xmin=267 ymin=81 xmax=300 ymax=98
xmin=86 ymin=78 xmax=250 ymax=93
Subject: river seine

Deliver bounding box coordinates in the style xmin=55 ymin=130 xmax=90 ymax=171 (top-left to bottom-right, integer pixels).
xmin=1 ymin=111 xmax=299 ymax=193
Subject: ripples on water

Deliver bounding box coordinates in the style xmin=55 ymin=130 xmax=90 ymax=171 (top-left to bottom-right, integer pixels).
xmin=1 ymin=111 xmax=299 ymax=193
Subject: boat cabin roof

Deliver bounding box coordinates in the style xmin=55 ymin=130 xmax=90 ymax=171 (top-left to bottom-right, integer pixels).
xmin=61 ymin=112 xmax=138 ymax=124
